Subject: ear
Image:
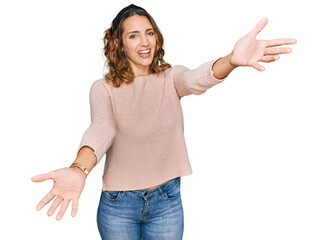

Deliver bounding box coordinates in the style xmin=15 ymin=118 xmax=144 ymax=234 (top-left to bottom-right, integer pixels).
xmin=114 ymin=39 xmax=119 ymax=49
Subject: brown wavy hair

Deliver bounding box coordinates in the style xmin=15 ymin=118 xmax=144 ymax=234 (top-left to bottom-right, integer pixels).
xmin=102 ymin=5 xmax=171 ymax=88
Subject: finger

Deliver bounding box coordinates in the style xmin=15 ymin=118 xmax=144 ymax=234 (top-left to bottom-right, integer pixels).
xmin=266 ymin=38 xmax=297 ymax=47
xmin=71 ymin=198 xmax=79 ymax=217
xmin=264 ymin=47 xmax=292 ymax=55
xmin=31 ymin=171 xmax=55 ymax=183
xmin=259 ymin=55 xmax=279 ymax=63
xmin=37 ymin=191 xmax=56 ymax=211
xmin=47 ymin=196 xmax=63 ymax=217
xmin=56 ymin=199 xmax=70 ymax=221
xmin=250 ymin=17 xmax=268 ymax=36
xmin=252 ymin=62 xmax=265 ymax=71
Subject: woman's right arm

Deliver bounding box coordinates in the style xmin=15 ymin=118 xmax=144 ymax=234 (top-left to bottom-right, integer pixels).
xmin=32 ymin=80 xmax=116 ymax=221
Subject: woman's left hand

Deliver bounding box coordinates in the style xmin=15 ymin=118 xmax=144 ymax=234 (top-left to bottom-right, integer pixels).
xmin=230 ymin=17 xmax=297 ymax=71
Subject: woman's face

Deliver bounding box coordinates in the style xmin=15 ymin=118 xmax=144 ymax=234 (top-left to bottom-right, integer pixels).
xmin=120 ymin=15 xmax=157 ymax=77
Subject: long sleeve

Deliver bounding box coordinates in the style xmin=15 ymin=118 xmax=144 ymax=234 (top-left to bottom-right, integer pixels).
xmin=173 ymin=58 xmax=229 ymax=98
xmin=76 ymin=80 xmax=116 ymax=164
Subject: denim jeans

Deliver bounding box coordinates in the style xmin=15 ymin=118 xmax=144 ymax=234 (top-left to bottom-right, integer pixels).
xmin=97 ymin=176 xmax=184 ymax=240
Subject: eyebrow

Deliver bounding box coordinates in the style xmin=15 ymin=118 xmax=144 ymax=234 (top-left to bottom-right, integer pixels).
xmin=127 ymin=28 xmax=154 ymax=34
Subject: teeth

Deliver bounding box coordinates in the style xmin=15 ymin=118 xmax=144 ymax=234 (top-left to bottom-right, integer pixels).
xmin=138 ymin=50 xmax=150 ymax=54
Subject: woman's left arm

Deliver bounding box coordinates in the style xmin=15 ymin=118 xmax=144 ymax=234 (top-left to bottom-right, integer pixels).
xmin=212 ymin=17 xmax=297 ymax=78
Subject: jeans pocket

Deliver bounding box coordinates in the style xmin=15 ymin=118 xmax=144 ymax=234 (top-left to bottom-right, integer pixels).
xmin=102 ymin=190 xmax=122 ymax=201
xmin=164 ymin=180 xmax=181 ymax=200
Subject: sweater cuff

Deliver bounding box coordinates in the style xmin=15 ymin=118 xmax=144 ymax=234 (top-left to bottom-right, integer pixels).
xmin=209 ymin=57 xmax=230 ymax=82
xmin=76 ymin=144 xmax=101 ymax=165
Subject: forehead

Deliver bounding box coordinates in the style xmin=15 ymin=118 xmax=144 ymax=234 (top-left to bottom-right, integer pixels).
xmin=122 ymin=15 xmax=152 ymax=33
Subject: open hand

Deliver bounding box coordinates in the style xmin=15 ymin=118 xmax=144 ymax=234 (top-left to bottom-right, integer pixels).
xmin=31 ymin=167 xmax=86 ymax=220
xmin=230 ymin=17 xmax=297 ymax=71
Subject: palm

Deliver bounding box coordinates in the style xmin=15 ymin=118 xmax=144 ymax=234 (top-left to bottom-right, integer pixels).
xmin=32 ymin=167 xmax=86 ymax=220
xmin=51 ymin=168 xmax=85 ymax=198
xmin=230 ymin=17 xmax=297 ymax=71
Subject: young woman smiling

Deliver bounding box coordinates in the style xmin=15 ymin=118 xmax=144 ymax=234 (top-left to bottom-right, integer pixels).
xmin=32 ymin=4 xmax=296 ymax=240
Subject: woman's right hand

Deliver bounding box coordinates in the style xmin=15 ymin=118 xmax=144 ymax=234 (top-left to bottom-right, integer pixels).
xmin=31 ymin=167 xmax=86 ymax=220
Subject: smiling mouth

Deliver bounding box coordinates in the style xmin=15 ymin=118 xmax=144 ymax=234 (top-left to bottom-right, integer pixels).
xmin=138 ymin=49 xmax=151 ymax=58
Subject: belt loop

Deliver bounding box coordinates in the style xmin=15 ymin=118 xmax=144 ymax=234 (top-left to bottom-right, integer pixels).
xmin=158 ymin=185 xmax=165 ymax=197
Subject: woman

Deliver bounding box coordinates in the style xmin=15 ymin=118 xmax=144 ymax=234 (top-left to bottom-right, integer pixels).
xmin=32 ymin=4 xmax=297 ymax=240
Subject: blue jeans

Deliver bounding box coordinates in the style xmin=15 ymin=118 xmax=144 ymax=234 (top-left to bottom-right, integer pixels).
xmin=97 ymin=176 xmax=184 ymax=240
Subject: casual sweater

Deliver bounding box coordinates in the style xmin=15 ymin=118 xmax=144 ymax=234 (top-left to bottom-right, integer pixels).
xmin=76 ymin=58 xmax=229 ymax=191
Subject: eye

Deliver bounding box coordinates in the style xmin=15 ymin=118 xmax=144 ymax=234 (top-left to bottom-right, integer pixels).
xmin=129 ymin=34 xmax=137 ymax=39
xmin=148 ymin=31 xmax=154 ymax=36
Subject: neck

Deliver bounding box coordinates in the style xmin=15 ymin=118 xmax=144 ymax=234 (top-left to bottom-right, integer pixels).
xmin=130 ymin=64 xmax=151 ymax=77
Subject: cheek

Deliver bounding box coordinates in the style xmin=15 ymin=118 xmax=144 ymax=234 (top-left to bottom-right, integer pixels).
xmin=125 ymin=46 xmax=137 ymax=57
xmin=151 ymin=40 xmax=157 ymax=50
xmin=152 ymin=38 xmax=157 ymax=46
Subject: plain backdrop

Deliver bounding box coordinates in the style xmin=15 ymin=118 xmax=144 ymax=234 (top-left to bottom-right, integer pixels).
xmin=1 ymin=0 xmax=327 ymax=239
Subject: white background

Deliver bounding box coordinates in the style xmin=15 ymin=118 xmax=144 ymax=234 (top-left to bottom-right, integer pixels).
xmin=1 ymin=0 xmax=327 ymax=239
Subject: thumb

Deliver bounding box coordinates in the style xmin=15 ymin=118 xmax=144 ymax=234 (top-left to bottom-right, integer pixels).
xmin=250 ymin=17 xmax=268 ymax=36
xmin=31 ymin=171 xmax=55 ymax=182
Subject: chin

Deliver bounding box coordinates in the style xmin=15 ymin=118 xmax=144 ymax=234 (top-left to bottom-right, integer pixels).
xmin=140 ymin=58 xmax=154 ymax=65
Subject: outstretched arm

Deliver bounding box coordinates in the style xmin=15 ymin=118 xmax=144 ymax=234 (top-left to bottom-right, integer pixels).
xmin=31 ymin=80 xmax=115 ymax=221
xmin=212 ymin=17 xmax=297 ymax=78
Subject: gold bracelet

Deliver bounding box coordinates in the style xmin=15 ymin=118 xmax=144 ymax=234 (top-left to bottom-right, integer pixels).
xmin=70 ymin=163 xmax=89 ymax=176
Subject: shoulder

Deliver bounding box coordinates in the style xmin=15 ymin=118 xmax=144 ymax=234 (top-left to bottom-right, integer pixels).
xmin=92 ymin=77 xmax=111 ymax=86
xmin=92 ymin=78 xmax=113 ymax=89
xmin=172 ymin=63 xmax=189 ymax=72
xmin=87 ymin=78 xmax=114 ymax=97
xmin=170 ymin=64 xmax=189 ymax=78
xmin=155 ymin=66 xmax=174 ymax=78
xmin=160 ymin=64 xmax=188 ymax=79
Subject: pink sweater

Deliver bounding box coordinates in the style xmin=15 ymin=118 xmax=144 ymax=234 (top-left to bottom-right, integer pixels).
xmin=76 ymin=58 xmax=229 ymax=191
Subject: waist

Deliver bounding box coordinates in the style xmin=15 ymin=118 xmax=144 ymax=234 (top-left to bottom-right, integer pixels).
xmin=140 ymin=177 xmax=180 ymax=190
xmin=140 ymin=179 xmax=171 ymax=190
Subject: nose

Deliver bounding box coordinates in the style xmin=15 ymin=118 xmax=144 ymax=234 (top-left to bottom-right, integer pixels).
xmin=140 ymin=34 xmax=150 ymax=46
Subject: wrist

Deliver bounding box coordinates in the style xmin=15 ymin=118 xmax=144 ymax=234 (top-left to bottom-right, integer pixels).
xmin=228 ymin=51 xmax=238 ymax=68
xmin=70 ymin=163 xmax=89 ymax=178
